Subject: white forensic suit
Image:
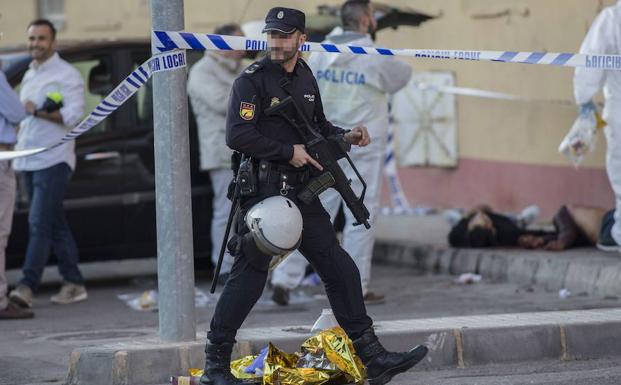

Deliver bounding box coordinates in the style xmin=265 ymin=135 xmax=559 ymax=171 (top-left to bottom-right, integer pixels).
xmin=271 ymin=30 xmax=412 ymax=295
xmin=574 ymin=1 xmax=621 ymax=247
xmin=188 ymin=52 xmax=241 ymax=274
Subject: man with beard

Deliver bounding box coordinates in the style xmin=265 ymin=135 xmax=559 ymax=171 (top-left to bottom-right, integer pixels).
xmin=271 ymin=0 xmax=413 ymax=305
xmin=198 ymin=7 xmax=427 ymax=385
xmin=9 ymin=19 xmax=86 ymax=308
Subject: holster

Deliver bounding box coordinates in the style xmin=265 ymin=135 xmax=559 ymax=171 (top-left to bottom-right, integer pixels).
xmin=227 ymin=232 xmax=271 ymax=272
xmin=237 ymin=158 xmax=257 ymax=197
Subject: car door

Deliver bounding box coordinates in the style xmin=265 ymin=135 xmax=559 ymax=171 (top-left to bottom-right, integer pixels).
xmin=64 ymin=51 xmax=128 ymax=261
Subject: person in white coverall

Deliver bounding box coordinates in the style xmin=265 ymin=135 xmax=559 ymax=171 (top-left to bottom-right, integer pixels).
xmin=574 ymin=1 xmax=621 ymax=252
xmin=270 ymin=0 xmax=413 ymax=305
xmin=187 ymin=24 xmax=246 ymax=281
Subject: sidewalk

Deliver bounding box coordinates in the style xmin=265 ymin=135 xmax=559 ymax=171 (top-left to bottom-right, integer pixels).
xmin=374 ymin=214 xmax=621 ymax=296
xmin=68 ymin=308 xmax=621 ymax=385
xmin=64 ymin=215 xmax=621 ymax=385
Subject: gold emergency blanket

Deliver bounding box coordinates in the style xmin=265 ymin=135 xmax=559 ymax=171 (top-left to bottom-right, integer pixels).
xmin=231 ymin=354 xmax=262 ymax=381
xmin=235 ymin=327 xmax=366 ymax=385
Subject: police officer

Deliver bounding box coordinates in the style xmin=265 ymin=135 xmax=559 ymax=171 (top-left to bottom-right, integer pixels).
xmin=199 ymin=7 xmax=428 ymax=385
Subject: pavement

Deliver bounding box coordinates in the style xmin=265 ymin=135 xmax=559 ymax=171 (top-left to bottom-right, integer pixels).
xmin=3 ymin=214 xmax=621 ymax=385
xmin=374 ymin=214 xmax=621 ymax=296
xmin=386 ymin=357 xmax=621 ymax=385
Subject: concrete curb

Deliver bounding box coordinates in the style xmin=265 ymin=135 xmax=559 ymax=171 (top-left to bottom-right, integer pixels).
xmin=373 ymin=240 xmax=621 ymax=296
xmin=67 ymin=309 xmax=621 ymax=385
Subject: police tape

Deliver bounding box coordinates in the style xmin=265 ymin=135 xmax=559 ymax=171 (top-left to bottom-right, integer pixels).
xmin=153 ymin=31 xmax=621 ymax=71
xmin=412 ymin=81 xmax=576 ymax=106
xmin=3 ymin=30 xmax=612 ymax=161
xmin=0 ymin=50 xmax=187 ymax=161
xmin=382 ymin=129 xmax=412 ymax=214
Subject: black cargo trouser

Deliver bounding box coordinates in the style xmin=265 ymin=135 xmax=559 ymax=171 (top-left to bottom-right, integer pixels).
xmin=207 ymin=181 xmax=373 ymax=344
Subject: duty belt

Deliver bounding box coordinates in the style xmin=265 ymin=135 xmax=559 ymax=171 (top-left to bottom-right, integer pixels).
xmin=257 ymin=160 xmax=309 ymax=187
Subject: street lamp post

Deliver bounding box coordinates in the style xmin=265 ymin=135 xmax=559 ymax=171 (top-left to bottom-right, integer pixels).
xmin=150 ymin=0 xmax=196 ymax=342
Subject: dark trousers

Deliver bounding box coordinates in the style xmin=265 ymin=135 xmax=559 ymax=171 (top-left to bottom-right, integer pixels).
xmin=208 ymin=182 xmax=373 ymax=344
xmin=20 ymin=163 xmax=84 ymax=290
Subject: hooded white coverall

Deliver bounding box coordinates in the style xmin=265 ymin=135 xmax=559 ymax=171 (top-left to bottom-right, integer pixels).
xmin=188 ymin=52 xmax=241 ymax=274
xmin=574 ymin=1 xmax=621 ymax=246
xmin=271 ymin=31 xmax=412 ymax=295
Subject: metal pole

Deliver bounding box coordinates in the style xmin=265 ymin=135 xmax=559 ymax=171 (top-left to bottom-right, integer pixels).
xmin=150 ymin=0 xmax=196 ymax=342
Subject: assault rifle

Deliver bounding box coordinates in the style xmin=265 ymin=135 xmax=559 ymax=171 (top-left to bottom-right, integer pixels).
xmin=265 ymin=79 xmax=370 ymax=229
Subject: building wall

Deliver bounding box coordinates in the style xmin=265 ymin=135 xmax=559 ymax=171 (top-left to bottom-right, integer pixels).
xmin=0 ymin=0 xmax=616 ymax=216
xmin=374 ymin=0 xmax=616 ymax=216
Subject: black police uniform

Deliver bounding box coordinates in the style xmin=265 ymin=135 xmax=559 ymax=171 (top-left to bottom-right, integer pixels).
xmin=207 ymin=56 xmax=373 ymax=345
xmin=202 ymin=9 xmax=428 ymax=385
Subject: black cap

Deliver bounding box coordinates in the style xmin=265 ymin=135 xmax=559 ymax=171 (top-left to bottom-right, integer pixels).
xmin=262 ymin=7 xmax=305 ymax=34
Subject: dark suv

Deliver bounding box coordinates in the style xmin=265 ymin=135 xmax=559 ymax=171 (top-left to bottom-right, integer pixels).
xmin=3 ymin=4 xmax=433 ymax=269
xmin=3 ymin=41 xmax=213 ymax=269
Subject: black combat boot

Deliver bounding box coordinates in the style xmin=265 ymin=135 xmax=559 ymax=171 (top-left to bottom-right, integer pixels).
xmin=353 ymin=328 xmax=428 ymax=385
xmin=199 ymin=342 xmax=244 ymax=385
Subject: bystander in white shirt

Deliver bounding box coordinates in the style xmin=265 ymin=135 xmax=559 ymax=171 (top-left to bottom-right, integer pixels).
xmin=13 ymin=52 xmax=84 ymax=171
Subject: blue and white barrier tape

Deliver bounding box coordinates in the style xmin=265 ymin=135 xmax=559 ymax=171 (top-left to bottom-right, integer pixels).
xmin=0 ymin=50 xmax=187 ymax=161
xmin=153 ymin=31 xmax=621 ymax=71
xmin=4 ymin=28 xmax=615 ymax=161
xmin=382 ymin=128 xmax=412 ymax=213
xmin=413 ymin=82 xmax=576 ymax=106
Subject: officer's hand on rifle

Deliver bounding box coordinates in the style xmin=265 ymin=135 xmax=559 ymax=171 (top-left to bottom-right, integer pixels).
xmin=344 ymin=126 xmax=371 ymax=147
xmin=290 ymin=144 xmax=323 ymax=171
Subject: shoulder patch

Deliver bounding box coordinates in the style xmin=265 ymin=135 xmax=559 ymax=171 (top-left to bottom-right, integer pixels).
xmin=244 ymin=61 xmax=264 ymax=74
xmin=240 ymin=102 xmax=256 ymax=120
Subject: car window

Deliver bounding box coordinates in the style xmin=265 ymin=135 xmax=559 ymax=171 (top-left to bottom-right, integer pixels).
xmin=72 ymin=56 xmax=113 ymax=136
xmin=130 ymin=50 xmax=202 ymax=130
xmin=131 ymin=53 xmax=153 ymax=129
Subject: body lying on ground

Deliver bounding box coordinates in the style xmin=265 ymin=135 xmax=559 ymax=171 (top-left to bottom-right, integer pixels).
xmin=448 ymin=205 xmax=608 ymax=251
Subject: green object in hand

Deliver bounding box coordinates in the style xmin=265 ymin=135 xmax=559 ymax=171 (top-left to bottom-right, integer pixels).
xmin=47 ymin=91 xmax=64 ymax=104
xmin=39 ymin=91 xmax=64 ymax=113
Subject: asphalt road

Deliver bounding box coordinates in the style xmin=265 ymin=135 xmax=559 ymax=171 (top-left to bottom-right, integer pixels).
xmin=395 ymin=358 xmax=621 ymax=385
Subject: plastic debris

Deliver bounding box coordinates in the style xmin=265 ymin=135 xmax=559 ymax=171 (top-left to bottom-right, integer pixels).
xmin=559 ymin=288 xmax=572 ymax=299
xmin=310 ymin=309 xmax=339 ymax=333
xmin=118 ymin=288 xmax=211 ymax=311
xmin=454 ymin=273 xmax=482 ymax=284
xmin=244 ymin=347 xmax=268 ymax=376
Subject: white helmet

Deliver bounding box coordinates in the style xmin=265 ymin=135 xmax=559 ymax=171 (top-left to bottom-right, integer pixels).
xmin=244 ymin=196 xmax=303 ymax=256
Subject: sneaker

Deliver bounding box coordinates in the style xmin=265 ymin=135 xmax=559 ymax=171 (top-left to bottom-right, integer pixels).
xmin=0 ymin=302 xmax=34 ymax=319
xmin=50 ymin=282 xmax=88 ymax=305
xmin=517 ymin=205 xmax=540 ymax=227
xmin=9 ymin=285 xmax=33 ymax=308
xmin=271 ymin=285 xmax=289 ymax=306
xmin=363 ymin=291 xmax=386 ymax=305
xmin=596 ymin=240 xmax=620 ymax=252
xmin=443 ymin=209 xmax=464 ymax=225
xmin=596 ymin=210 xmax=619 ymax=252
